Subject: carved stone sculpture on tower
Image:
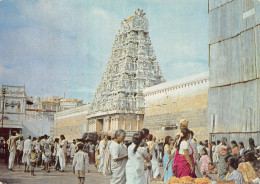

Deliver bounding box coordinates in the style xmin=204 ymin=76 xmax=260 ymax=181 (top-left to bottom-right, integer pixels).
xmin=90 ymin=9 xmax=165 ymax=114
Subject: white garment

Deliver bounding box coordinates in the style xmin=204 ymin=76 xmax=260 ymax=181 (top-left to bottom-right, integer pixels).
xmin=59 ymin=140 xmax=67 ymax=171
xmin=7 ymin=134 xmax=22 ymax=152
xmin=99 ymin=140 xmax=105 ymax=154
xmin=126 ymin=144 xmax=146 ymax=184
xmin=23 ymin=139 xmax=32 ymax=154
xmin=252 ymin=177 xmax=260 ymax=184
xmin=73 ymin=150 xmax=89 ymax=172
xmin=35 ymin=141 xmax=41 ymax=153
xmin=70 ymin=143 xmax=76 ymax=158
xmin=179 ymin=141 xmax=192 ymax=155
xmin=147 ymin=141 xmax=160 ymax=179
xmin=226 ymin=170 xmax=244 ymax=184
xmin=16 ymin=140 xmax=24 ymax=151
xmin=23 ymin=139 xmax=32 ymax=166
xmin=98 ymin=140 xmax=106 ymax=173
xmin=189 ymin=139 xmax=199 ymax=161
xmin=7 ymin=134 xmax=22 ymax=169
xmin=239 ymin=148 xmax=245 ymax=156
xmin=22 ymin=152 xmax=30 ymax=166
xmin=212 ymin=145 xmax=216 ymax=153
xmin=8 ymin=150 xmax=16 ymax=169
xmin=40 ymin=139 xmax=46 ymax=147
xmin=103 ymin=140 xmax=112 ymax=176
xmin=198 ymin=145 xmax=204 ymax=155
xmin=109 ymin=141 xmax=128 ymax=184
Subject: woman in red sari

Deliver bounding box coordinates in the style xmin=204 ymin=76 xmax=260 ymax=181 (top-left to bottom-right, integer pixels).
xmin=173 ymin=128 xmax=196 ymax=178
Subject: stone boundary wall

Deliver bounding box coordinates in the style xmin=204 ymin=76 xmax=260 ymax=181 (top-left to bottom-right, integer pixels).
xmin=143 ymin=72 xmax=209 ymax=141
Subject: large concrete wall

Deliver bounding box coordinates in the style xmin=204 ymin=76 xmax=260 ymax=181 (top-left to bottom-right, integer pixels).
xmin=22 ymin=121 xmax=50 ymax=138
xmin=143 ymin=72 xmax=209 ymax=141
xmin=54 ymin=105 xmax=90 ymax=141
xmin=208 ymin=0 xmax=260 ymax=145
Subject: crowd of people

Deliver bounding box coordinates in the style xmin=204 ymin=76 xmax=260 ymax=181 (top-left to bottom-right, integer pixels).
xmin=1 ymin=120 xmax=260 ymax=184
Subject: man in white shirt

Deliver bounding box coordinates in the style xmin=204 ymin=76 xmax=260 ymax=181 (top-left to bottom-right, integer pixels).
xmin=72 ymin=143 xmax=89 ymax=184
xmin=23 ymin=135 xmax=32 ymax=172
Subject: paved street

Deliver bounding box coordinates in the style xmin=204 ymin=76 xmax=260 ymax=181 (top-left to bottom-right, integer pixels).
xmin=0 ymin=159 xmax=217 ymax=184
xmin=0 ymin=160 xmax=111 ymax=184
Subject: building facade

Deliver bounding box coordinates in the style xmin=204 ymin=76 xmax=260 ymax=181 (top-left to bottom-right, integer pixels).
xmin=143 ymin=72 xmax=209 ymax=141
xmin=208 ymin=0 xmax=260 ymax=146
xmin=87 ymin=9 xmax=165 ymax=137
xmin=0 ymin=85 xmax=84 ymax=139
xmin=0 ymin=85 xmax=26 ymax=139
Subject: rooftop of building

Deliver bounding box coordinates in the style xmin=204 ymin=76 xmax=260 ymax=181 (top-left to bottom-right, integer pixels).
xmin=143 ymin=71 xmax=209 ymax=95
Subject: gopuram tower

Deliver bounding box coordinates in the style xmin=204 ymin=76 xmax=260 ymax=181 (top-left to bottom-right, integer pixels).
xmin=87 ymin=9 xmax=165 ymax=137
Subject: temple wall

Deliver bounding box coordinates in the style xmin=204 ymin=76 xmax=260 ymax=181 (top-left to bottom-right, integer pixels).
xmin=143 ymin=72 xmax=209 ymax=141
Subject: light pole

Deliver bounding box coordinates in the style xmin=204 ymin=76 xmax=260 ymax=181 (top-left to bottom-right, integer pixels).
xmin=1 ymin=87 xmax=6 ymax=129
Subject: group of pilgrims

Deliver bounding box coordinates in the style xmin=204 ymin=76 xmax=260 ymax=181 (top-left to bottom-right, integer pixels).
xmin=3 ymin=119 xmax=260 ymax=184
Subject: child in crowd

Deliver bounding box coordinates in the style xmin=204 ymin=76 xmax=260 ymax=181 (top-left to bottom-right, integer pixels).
xmin=200 ymin=148 xmax=211 ymax=176
xmin=73 ymin=143 xmax=89 ymax=184
xmin=30 ymin=149 xmax=37 ymax=176
xmin=44 ymin=144 xmax=52 ymax=173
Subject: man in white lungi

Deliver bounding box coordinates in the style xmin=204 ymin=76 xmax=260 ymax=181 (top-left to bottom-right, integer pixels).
xmin=23 ymin=135 xmax=32 ymax=172
xmin=7 ymin=131 xmax=22 ymax=171
xmin=59 ymin=135 xmax=67 ymax=172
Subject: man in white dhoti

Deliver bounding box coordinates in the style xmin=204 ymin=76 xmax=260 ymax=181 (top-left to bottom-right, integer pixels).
xmin=103 ymin=136 xmax=112 ymax=176
xmin=23 ymin=135 xmax=32 ymax=172
xmin=59 ymin=135 xmax=67 ymax=172
xmin=109 ymin=129 xmax=128 ymax=184
xmin=7 ymin=131 xmax=22 ymax=171
xmin=98 ymin=135 xmax=108 ymax=173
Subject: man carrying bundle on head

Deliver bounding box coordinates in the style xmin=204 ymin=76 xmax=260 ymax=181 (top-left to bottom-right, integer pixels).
xmin=7 ymin=131 xmax=23 ymax=171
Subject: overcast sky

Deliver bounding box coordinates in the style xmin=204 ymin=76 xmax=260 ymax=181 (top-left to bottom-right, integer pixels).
xmin=0 ymin=0 xmax=208 ymax=103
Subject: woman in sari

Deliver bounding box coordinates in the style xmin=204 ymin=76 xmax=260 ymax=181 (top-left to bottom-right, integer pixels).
xmin=109 ymin=129 xmax=128 ymax=184
xmin=126 ymin=132 xmax=150 ymax=184
xmin=173 ymin=128 xmax=196 ymax=178
xmin=163 ymin=136 xmax=173 ymax=183
xmin=140 ymin=128 xmax=152 ymax=184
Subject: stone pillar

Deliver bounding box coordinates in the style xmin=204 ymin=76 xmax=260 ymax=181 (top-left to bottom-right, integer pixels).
xmin=115 ymin=115 xmax=119 ymax=130
xmin=136 ymin=115 xmax=140 ymax=131
xmin=104 ymin=116 xmax=110 ymax=131
xmin=129 ymin=117 xmax=132 ymax=130
xmin=123 ymin=116 xmax=126 ymax=130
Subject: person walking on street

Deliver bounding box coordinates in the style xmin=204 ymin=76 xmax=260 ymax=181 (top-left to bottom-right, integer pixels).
xmin=23 ymin=135 xmax=32 ymax=172
xmin=73 ymin=143 xmax=89 ymax=184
